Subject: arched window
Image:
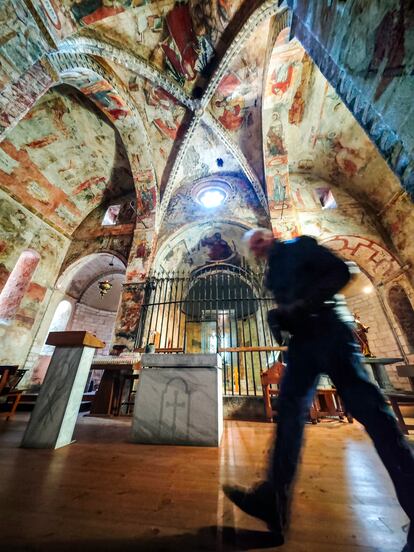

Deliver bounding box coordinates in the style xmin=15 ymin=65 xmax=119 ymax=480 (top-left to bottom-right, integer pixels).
xmin=0 ymin=250 xmax=40 ymax=325
xmin=102 ymin=204 xmax=121 ymax=226
xmin=388 ymin=285 xmax=414 ymax=352
xmin=41 ymin=300 xmax=73 ymax=355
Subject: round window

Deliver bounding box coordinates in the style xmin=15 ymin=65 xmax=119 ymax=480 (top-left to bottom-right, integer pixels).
xmin=193 ymin=179 xmax=231 ymax=209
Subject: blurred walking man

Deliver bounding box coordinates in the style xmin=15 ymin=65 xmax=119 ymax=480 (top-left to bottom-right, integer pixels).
xmin=223 ymin=228 xmax=414 ymax=551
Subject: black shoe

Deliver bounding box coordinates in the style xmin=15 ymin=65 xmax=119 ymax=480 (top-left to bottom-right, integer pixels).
xmin=222 ymin=482 xmax=285 ymax=543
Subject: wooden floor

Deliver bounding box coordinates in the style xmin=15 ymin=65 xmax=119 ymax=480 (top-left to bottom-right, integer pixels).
xmin=0 ymin=415 xmax=411 ymax=552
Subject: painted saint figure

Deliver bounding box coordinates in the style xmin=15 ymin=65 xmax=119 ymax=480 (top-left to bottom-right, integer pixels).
xmin=200 ymin=232 xmax=233 ymax=262
xmin=266 ymin=112 xmax=287 ymax=157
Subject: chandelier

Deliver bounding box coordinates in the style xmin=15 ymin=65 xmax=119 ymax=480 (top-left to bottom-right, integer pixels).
xmin=98 ymin=280 xmax=113 ymax=297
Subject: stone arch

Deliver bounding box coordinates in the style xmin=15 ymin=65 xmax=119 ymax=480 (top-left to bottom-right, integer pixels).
xmin=56 ymin=251 xmax=126 ymax=295
xmin=153 ymin=219 xmax=259 ymax=273
xmin=322 ymin=235 xmax=402 ymax=284
xmin=388 ymin=284 xmax=414 ymax=352
xmin=0 ymin=56 xmax=159 ymax=218
xmin=262 ymin=24 xmax=305 ymax=238
xmin=323 ymin=234 xmax=412 ymax=371
xmin=51 ymin=54 xmax=159 ymax=210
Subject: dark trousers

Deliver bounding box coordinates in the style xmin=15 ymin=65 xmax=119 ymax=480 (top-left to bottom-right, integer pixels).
xmin=268 ymin=312 xmax=414 ymax=529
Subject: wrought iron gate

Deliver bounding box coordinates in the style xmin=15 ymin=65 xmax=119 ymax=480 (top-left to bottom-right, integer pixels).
xmin=134 ymin=262 xmax=283 ymax=396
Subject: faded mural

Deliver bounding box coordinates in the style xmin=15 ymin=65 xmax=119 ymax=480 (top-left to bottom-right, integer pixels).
xmin=289 ymin=0 xmax=414 ymax=197
xmin=161 ymin=175 xmax=268 ymax=239
xmin=154 ymin=221 xmax=260 ymax=273
xmin=175 ymin=122 xmax=242 ymax=188
xmin=0 ymin=85 xmax=134 ymax=234
xmin=0 ymin=1 xmax=413 ymax=374
xmin=0 ymin=189 xmax=69 ymax=365
xmin=262 ymin=32 xmax=305 ymax=239
xmin=0 ymin=0 xmax=48 ymax=89
xmin=209 ymin=19 xmax=270 ymax=180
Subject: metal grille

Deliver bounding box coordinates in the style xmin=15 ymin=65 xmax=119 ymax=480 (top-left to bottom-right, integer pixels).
xmin=134 ymin=261 xmax=283 ymax=396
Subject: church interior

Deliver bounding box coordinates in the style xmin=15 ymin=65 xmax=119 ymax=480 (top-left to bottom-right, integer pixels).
xmin=1 ymin=1 xmax=414 ymax=550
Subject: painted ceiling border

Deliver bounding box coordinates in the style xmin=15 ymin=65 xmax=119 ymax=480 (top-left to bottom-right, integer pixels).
xmin=57 ymin=37 xmax=195 ymax=110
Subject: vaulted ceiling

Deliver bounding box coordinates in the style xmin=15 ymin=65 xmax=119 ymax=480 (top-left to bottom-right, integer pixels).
xmin=0 ymin=0 xmax=412 ymax=246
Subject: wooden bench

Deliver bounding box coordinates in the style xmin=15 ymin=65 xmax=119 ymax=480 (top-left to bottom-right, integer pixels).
xmin=261 ymin=363 xmax=318 ymax=424
xmin=387 ymin=392 xmax=414 ymax=435
xmin=314 ymin=388 xmax=353 ymax=423
xmin=396 ymin=364 xmax=414 ymax=391
xmin=0 ymin=367 xmax=27 ymax=421
xmin=386 ymin=365 xmax=414 ymax=435
xmin=260 ymin=365 xmax=352 ymax=425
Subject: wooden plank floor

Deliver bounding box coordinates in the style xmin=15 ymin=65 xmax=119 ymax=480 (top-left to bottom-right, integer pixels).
xmin=0 ymin=414 xmax=411 ymax=552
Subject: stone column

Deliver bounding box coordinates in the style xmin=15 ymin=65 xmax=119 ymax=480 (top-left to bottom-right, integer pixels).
xmin=111 ymin=219 xmax=157 ymax=352
xmin=21 ymin=331 xmax=104 ymax=449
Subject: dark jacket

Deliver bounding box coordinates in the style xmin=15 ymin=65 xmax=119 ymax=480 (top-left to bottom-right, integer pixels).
xmin=265 ymin=236 xmax=350 ymax=332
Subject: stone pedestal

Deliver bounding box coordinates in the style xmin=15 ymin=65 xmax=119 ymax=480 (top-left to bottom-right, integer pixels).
xmin=131 ymin=354 xmax=223 ymax=447
xmin=21 ymin=331 xmax=104 ymax=449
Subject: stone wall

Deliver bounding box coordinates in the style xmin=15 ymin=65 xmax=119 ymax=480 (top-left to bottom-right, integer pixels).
xmin=347 ymin=291 xmax=410 ymax=390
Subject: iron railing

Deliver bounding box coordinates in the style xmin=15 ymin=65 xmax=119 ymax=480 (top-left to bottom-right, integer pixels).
xmin=134 ymin=261 xmax=282 ymax=396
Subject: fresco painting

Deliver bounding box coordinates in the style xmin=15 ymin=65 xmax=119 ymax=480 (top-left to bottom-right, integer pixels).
xmin=186 ymin=230 xmax=240 ymax=267
xmin=124 ymin=67 xmax=187 ymax=184
xmin=124 ymin=224 xmax=156 ymax=283
xmin=162 ymin=175 xmax=267 ymax=239
xmin=189 ymin=0 xmax=243 ymax=46
xmin=0 ymin=189 xmax=69 ymax=365
xmin=325 ymin=235 xmax=401 ymax=284
xmin=63 ymin=70 xmax=131 ymax=123
xmin=0 ymin=1 xmax=48 ymax=90
xmin=262 ymin=37 xmax=305 ymax=236
xmin=144 ymin=84 xmax=185 ymax=140
xmin=0 ymin=1 xmax=413 ymax=377
xmin=0 ymin=61 xmax=54 ymax=138
xmin=81 ymin=0 xmax=242 ymax=93
xmin=284 ymin=50 xmax=382 ymax=191
xmin=60 ymin=193 xmax=136 ymax=273
xmin=292 ymin=0 xmax=414 ymax=168
xmin=175 ymin=123 xmax=241 ymax=187
xmin=155 ymin=221 xmax=257 ymax=274
xmin=288 ymin=53 xmax=312 ymax=126
xmin=290 ymin=174 xmax=385 ymax=243
xmin=0 ymin=250 xmax=40 ymax=323
xmin=31 ymin=0 xmax=77 ymax=41
xmin=62 ymin=231 xmax=133 ymax=276
xmin=210 ymin=20 xmax=269 ymax=179
xmin=161 ymin=2 xmax=203 ymax=84
xmin=71 ymin=0 xmax=128 ymax=26
xmin=382 ymin=192 xmax=414 ymax=286
xmin=113 ymin=222 xmax=156 ymax=351
xmin=0 ymin=86 xmax=134 ymax=234
xmin=112 ymin=284 xmax=145 ymax=350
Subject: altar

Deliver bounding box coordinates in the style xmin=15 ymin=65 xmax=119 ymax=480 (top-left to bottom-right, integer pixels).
xmin=131 ymin=353 xmax=223 ymax=447
xmin=363 ymin=357 xmax=403 ymax=391
xmin=89 ymin=354 xmax=141 ymax=416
